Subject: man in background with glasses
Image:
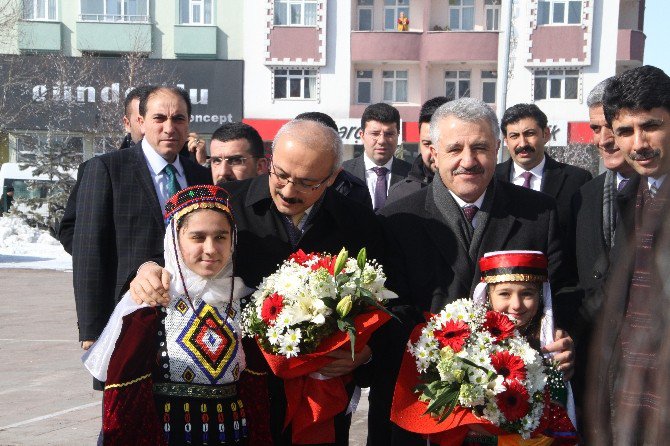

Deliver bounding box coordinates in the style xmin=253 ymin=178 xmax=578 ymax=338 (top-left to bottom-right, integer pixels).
xmin=209 ymin=122 xmax=268 ymax=184
xmin=342 ymin=103 xmax=412 ymax=211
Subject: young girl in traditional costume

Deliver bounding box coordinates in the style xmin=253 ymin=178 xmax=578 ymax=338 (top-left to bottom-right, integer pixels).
xmin=83 ymin=185 xmax=258 ymax=445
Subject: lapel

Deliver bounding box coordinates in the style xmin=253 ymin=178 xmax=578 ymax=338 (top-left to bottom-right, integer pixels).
xmin=180 ymin=155 xmax=200 ymax=186
xmin=353 ymin=156 xmax=366 ymax=183
xmin=422 ymin=187 xmax=473 ymax=296
xmin=389 ymin=157 xmax=405 ymax=186
xmin=496 ymin=159 xmax=513 ymax=183
xmin=616 ymin=173 xmax=641 ymax=238
xmin=131 ymin=144 xmax=164 ymax=228
xmin=541 ymin=154 xmax=566 ymax=199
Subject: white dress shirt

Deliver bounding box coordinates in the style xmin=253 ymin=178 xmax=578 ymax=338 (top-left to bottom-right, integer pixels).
xmin=363 ymin=154 xmax=394 ymax=204
xmin=142 ymin=141 xmax=187 ymax=212
xmin=449 ymin=190 xmax=486 ymax=229
xmin=648 ymin=174 xmax=666 ymax=194
xmin=511 ymin=156 xmax=546 ymax=191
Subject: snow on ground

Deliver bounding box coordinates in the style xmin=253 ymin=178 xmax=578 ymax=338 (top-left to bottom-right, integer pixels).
xmin=0 ymin=216 xmax=72 ymax=271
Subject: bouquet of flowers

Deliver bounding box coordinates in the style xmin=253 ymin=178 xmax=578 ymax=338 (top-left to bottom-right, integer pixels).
xmin=391 ymin=299 xmax=576 ymax=445
xmin=242 ymin=247 xmax=396 ymax=444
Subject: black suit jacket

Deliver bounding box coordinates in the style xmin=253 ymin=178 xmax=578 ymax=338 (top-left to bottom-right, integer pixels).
xmin=331 ymin=169 xmax=373 ymax=209
xmin=342 ymin=155 xmax=412 ymax=208
xmin=495 ymin=154 xmax=592 ymax=237
xmin=222 ymin=175 xmax=403 ymax=445
xmin=72 ymin=143 xmax=211 ymax=342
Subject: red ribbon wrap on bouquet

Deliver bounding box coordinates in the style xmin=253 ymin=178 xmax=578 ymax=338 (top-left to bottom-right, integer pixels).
xmin=390 ymin=323 xmax=507 ymax=446
xmin=259 ymin=309 xmax=391 ymax=444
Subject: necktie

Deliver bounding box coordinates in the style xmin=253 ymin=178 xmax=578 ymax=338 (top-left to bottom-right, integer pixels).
xmin=164 ymin=164 xmax=181 ymax=198
xmin=521 ymin=171 xmax=533 ymax=189
xmin=649 ymin=181 xmax=659 ymax=199
xmin=617 ymin=177 xmax=630 ymax=193
xmin=372 ymin=166 xmax=389 ymax=211
xmin=462 ymin=205 xmax=479 ymax=226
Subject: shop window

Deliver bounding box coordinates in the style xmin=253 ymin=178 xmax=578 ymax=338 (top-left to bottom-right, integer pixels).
xmin=485 ymin=0 xmax=501 ymax=31
xmin=384 ymin=0 xmax=409 ymax=31
xmin=274 ymin=0 xmax=318 ymax=26
xmin=356 ymin=70 xmax=373 ymax=104
xmin=274 ymin=69 xmax=317 ymax=100
xmin=80 ymin=0 xmax=149 ymax=22
xmin=23 ymin=0 xmax=57 ymax=20
xmin=537 ymin=0 xmax=582 ymax=25
xmin=482 ymin=70 xmax=497 ymax=104
xmin=445 ymin=70 xmax=470 ymax=101
xmin=14 ymin=134 xmax=84 ymax=166
xmin=357 ymin=0 xmax=373 ymax=31
xmin=534 ymin=69 xmax=579 ymax=100
xmin=179 ymin=0 xmax=212 ymax=25
xmin=449 ymin=0 xmax=474 ymax=31
xmin=382 ymin=70 xmax=408 ymax=103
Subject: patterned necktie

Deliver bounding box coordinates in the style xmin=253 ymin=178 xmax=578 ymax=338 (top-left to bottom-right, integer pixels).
xmin=462 ymin=205 xmax=479 ymax=226
xmin=372 ymin=166 xmax=389 ymax=211
xmin=649 ymin=181 xmax=659 ymax=199
xmin=164 ymin=164 xmax=182 ymax=198
xmin=617 ymin=177 xmax=630 ymax=193
xmin=521 ymin=171 xmax=533 ymax=189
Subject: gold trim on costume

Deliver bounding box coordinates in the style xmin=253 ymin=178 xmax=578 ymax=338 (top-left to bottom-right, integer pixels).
xmin=174 ymin=202 xmax=231 ymax=223
xmin=153 ymin=382 xmax=238 ymax=399
xmin=243 ymin=368 xmax=267 ymax=376
xmin=483 ymin=274 xmax=547 ymax=284
xmin=105 ymin=373 xmax=152 ymax=390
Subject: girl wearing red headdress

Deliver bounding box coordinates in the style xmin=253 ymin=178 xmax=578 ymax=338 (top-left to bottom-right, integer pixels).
xmin=83 ymin=185 xmax=270 ymax=445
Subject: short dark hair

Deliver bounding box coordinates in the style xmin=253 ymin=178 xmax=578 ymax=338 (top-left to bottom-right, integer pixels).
xmin=361 ymin=103 xmax=401 ymax=132
xmin=603 ymin=65 xmax=670 ymax=126
xmin=211 ymin=122 xmax=265 ymax=158
xmin=124 ymin=85 xmax=153 ymax=117
xmin=419 ymin=96 xmax=449 ymax=129
xmin=500 ymin=103 xmax=548 ymax=136
xmin=295 ymin=111 xmax=339 ymax=132
xmin=139 ymin=86 xmax=192 ymax=117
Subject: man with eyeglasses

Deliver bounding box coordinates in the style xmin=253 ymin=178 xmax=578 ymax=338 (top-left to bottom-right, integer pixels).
xmin=209 ymin=122 xmax=268 ymax=183
xmin=129 ymin=119 xmax=405 ymax=445
xmin=342 ymin=103 xmax=412 ymax=211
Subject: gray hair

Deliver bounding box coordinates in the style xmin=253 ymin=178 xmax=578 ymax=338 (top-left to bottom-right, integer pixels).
xmin=272 ymin=119 xmax=343 ymax=170
xmin=587 ymin=77 xmax=614 ymax=108
xmin=430 ymin=98 xmax=500 ymax=146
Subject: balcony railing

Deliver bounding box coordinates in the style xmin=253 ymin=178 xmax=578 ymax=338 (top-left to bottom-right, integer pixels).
xmin=78 ymin=14 xmax=150 ymax=23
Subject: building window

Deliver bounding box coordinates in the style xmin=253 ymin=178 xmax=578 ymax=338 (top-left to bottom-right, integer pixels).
xmin=357 ymin=0 xmax=373 ymax=31
xmin=445 ymin=70 xmax=470 ymax=100
xmin=534 ymin=69 xmax=579 ymax=100
xmin=482 ymin=70 xmax=497 ymax=103
xmin=485 ymin=0 xmax=501 ymax=31
xmin=23 ymin=0 xmax=57 ymax=20
xmin=449 ymin=0 xmax=474 ymax=31
xmin=274 ymin=69 xmax=317 ymax=100
xmin=80 ymin=0 xmax=149 ymax=22
xmin=538 ymin=0 xmax=582 ymax=25
xmin=356 ymin=70 xmax=373 ymax=104
xmin=275 ymin=0 xmax=317 ymax=26
xmin=384 ymin=0 xmax=409 ymax=31
xmin=179 ymin=0 xmax=212 ymax=25
xmin=382 ymin=70 xmax=408 ymax=103
xmin=15 ymin=134 xmax=84 ymax=165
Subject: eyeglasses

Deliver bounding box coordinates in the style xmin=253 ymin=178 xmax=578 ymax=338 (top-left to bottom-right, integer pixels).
xmin=364 ymin=131 xmax=398 ymax=141
xmin=269 ymin=162 xmax=333 ymax=194
xmin=208 ymin=155 xmax=257 ymax=167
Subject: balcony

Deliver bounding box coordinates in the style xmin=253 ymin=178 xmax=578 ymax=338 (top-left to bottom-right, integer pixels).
xmin=76 ymin=20 xmax=152 ymax=53
xmin=617 ymin=29 xmax=645 ymax=63
xmin=17 ymin=21 xmax=61 ymax=52
xmin=351 ymin=31 xmax=498 ymax=63
xmin=174 ymin=25 xmax=217 ymax=59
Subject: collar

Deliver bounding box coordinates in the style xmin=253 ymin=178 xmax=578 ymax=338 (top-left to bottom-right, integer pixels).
xmin=448 ymin=188 xmax=486 ymax=209
xmin=648 ymin=174 xmax=667 ymax=191
xmin=142 ymin=140 xmax=184 ymax=177
xmin=363 ymin=153 xmax=394 ymax=172
xmin=246 ymin=174 xmax=327 ymax=225
xmin=511 ymin=155 xmax=546 ymax=181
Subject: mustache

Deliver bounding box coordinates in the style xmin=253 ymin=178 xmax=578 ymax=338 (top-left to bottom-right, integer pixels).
xmin=276 ymin=190 xmax=303 ymax=204
xmin=514 ymin=145 xmax=535 ymax=155
xmin=628 ymin=148 xmax=661 ymax=161
xmin=452 ymin=165 xmax=485 ymax=176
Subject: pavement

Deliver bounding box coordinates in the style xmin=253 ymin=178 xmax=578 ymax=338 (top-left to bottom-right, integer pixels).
xmin=0 ymin=269 xmax=369 ymax=445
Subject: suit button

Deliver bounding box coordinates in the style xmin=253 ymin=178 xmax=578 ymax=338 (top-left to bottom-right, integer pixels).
xmin=593 ymin=270 xmax=602 ymax=279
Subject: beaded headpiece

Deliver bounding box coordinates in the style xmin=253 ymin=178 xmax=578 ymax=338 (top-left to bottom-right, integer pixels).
xmin=164 ymin=184 xmax=232 ymax=224
xmin=478 ymin=250 xmax=548 ymax=284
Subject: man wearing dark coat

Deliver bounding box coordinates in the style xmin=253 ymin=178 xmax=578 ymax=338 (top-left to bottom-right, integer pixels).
xmin=72 ymin=86 xmax=211 ymax=359
xmin=379 ymin=98 xmax=575 ymax=445
xmin=342 ymin=103 xmax=411 ymax=211
xmin=496 ymin=103 xmax=593 ymax=239
xmin=386 ymin=97 xmax=447 ymax=205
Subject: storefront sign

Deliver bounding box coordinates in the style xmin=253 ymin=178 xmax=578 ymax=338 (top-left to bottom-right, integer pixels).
xmin=334 ymin=118 xmax=403 ymax=145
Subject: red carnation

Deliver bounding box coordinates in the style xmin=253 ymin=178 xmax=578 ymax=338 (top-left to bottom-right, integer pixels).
xmin=261 ymin=293 xmax=284 ymax=324
xmin=484 ymin=311 xmax=516 ymax=342
xmin=310 ymin=255 xmax=337 ymax=275
xmin=288 ymin=249 xmax=316 ymax=266
xmin=490 ymin=350 xmax=527 ymax=381
xmin=496 ymin=380 xmax=531 ymax=421
xmin=433 ymin=320 xmax=471 ymax=352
